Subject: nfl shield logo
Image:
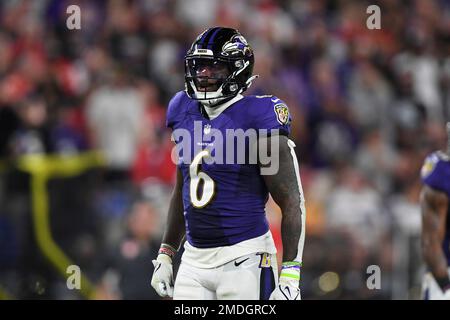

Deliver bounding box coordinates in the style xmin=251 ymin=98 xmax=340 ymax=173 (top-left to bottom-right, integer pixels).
xmin=204 ymin=124 xmax=211 ymax=135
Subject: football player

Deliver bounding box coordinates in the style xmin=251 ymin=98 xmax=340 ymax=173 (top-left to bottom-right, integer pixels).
xmin=420 ymin=122 xmax=450 ymax=300
xmin=151 ymin=27 xmax=305 ymax=300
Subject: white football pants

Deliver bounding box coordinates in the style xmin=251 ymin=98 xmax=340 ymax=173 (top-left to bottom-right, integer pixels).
xmin=173 ymin=252 xmax=278 ymax=300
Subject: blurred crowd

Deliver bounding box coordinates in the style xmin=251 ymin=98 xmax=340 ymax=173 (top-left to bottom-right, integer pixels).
xmin=0 ymin=0 xmax=449 ymax=300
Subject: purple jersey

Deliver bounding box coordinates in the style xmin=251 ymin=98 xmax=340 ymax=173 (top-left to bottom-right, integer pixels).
xmin=166 ymin=91 xmax=291 ymax=248
xmin=421 ymin=151 xmax=450 ymax=264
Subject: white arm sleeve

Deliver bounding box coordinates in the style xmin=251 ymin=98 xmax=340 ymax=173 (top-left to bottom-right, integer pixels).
xmin=286 ymin=139 xmax=306 ymax=263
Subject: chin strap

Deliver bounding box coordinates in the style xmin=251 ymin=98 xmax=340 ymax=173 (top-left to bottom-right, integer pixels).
xmin=245 ymin=74 xmax=259 ymax=90
xmin=192 ymin=73 xmax=259 ymax=108
xmin=201 ymin=95 xmax=234 ymax=108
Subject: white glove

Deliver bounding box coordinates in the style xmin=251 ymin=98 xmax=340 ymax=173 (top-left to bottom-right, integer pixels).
xmin=151 ymin=254 xmax=174 ymax=298
xmin=270 ymin=262 xmax=301 ymax=300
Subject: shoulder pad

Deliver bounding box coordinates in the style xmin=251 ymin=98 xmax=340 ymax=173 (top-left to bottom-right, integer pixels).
xmin=421 ymin=151 xmax=450 ymax=194
xmin=246 ymin=95 xmax=291 ymax=135
xmin=166 ymin=91 xmax=188 ymax=129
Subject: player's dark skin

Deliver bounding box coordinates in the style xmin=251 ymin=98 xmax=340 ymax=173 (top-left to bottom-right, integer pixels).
xmin=421 ymin=185 xmax=449 ymax=284
xmin=259 ymin=135 xmax=302 ymax=262
xmin=161 ymin=167 xmax=186 ymax=250
xmin=161 ymin=135 xmax=303 ymax=263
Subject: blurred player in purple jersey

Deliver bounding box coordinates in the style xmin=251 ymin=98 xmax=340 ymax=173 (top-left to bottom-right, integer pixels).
xmin=420 ymin=123 xmax=450 ymax=300
xmin=151 ymin=27 xmax=305 ymax=300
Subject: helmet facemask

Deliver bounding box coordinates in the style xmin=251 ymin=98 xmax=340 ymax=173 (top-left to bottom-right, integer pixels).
xmin=185 ymin=57 xmax=246 ymax=107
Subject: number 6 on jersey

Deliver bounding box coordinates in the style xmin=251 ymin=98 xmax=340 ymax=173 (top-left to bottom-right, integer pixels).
xmin=189 ymin=150 xmax=215 ymax=208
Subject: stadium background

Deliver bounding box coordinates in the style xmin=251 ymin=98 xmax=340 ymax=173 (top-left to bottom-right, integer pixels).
xmin=0 ymin=0 xmax=449 ymax=300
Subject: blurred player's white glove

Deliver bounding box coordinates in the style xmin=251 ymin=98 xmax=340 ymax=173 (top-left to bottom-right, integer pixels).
xmin=151 ymin=254 xmax=174 ymax=298
xmin=270 ymin=262 xmax=301 ymax=300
